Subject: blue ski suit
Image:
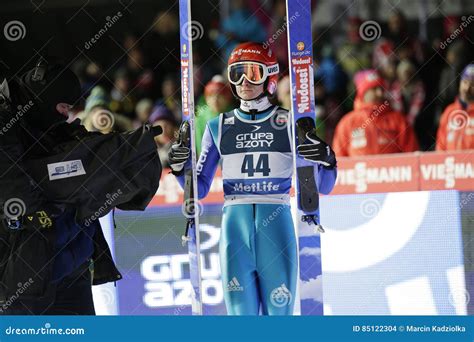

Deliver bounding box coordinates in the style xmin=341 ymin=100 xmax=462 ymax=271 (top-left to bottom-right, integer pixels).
xmin=179 ymin=104 xmax=337 ymax=315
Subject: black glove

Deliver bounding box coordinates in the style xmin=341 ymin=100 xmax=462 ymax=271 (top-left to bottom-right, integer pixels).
xmin=297 ymin=130 xmax=337 ymax=169
xmin=168 ymin=122 xmax=191 ymax=174
xmin=147 ymin=124 xmax=163 ymax=137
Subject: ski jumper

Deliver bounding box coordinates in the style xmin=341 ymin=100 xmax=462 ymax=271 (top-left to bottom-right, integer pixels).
xmin=178 ymin=99 xmax=337 ymax=315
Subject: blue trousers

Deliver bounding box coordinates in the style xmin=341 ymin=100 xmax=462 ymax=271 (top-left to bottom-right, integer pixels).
xmin=220 ymin=204 xmax=298 ymax=315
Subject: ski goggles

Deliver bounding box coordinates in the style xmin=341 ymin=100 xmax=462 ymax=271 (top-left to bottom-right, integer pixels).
xmin=228 ymin=62 xmax=279 ymax=86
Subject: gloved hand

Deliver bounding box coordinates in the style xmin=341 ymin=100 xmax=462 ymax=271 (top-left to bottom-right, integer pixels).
xmin=168 ymin=122 xmax=191 ymax=174
xmin=147 ymin=124 xmax=163 ymax=137
xmin=296 ymin=130 xmax=337 ymax=169
xmin=169 ymin=144 xmax=190 ymax=173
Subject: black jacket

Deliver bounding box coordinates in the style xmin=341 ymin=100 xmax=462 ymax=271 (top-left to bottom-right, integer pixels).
xmin=0 ymin=115 xmax=161 ymax=303
xmin=23 ymin=120 xmax=161 ymax=223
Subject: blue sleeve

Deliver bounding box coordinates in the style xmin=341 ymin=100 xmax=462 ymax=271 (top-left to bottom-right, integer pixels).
xmin=317 ymin=165 xmax=337 ymax=195
xmin=177 ymin=123 xmax=221 ymax=199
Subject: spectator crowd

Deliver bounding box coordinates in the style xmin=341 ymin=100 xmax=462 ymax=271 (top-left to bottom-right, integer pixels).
xmin=68 ymin=1 xmax=474 ymax=165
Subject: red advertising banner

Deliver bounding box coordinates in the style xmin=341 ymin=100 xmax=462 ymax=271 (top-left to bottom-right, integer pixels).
xmin=333 ymin=153 xmax=419 ymax=195
xmin=419 ymin=151 xmax=474 ymax=191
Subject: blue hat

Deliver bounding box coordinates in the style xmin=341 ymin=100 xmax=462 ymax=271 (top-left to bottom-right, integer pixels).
xmin=461 ymin=64 xmax=474 ymax=82
xmin=149 ymin=105 xmax=176 ymax=125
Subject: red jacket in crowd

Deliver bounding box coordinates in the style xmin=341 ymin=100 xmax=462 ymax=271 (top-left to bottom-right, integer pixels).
xmin=436 ymin=99 xmax=474 ymax=151
xmin=333 ymin=101 xmax=419 ymax=157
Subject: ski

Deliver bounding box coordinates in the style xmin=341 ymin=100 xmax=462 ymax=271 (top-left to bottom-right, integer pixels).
xmin=179 ymin=0 xmax=203 ymax=315
xmin=286 ymin=0 xmax=324 ymax=315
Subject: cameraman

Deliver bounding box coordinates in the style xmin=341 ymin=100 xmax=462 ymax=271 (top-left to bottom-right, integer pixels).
xmin=0 ymin=59 xmax=162 ymax=315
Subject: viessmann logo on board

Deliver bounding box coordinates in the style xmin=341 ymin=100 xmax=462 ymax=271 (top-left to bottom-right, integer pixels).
xmin=334 ymin=152 xmax=474 ymax=194
xmin=336 ymin=162 xmax=414 ymax=193
xmin=292 ymin=56 xmax=312 ymax=114
xmin=421 ymin=156 xmax=473 ymax=188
